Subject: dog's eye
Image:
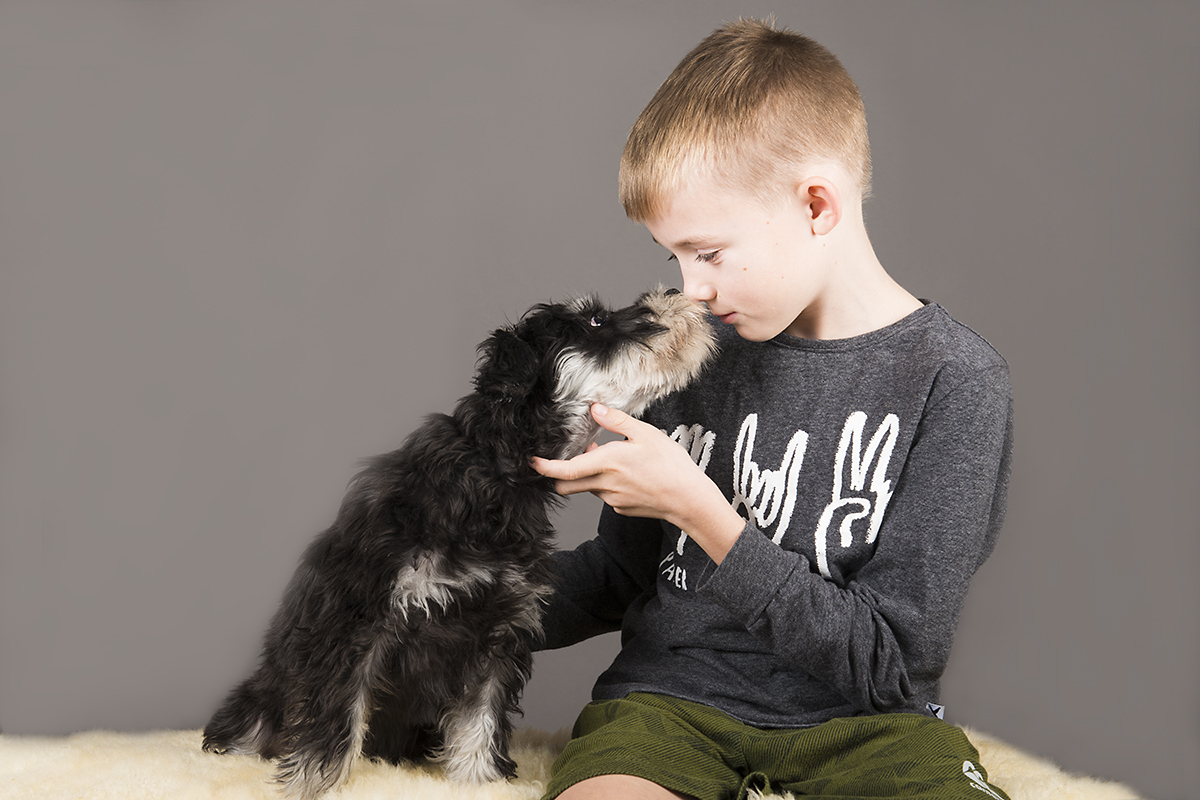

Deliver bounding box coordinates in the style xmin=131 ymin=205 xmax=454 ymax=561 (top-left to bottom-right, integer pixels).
xmin=589 ymin=315 xmax=604 ymax=327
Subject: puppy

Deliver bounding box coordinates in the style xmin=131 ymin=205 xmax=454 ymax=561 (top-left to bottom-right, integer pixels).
xmin=202 ymin=287 xmax=716 ymax=799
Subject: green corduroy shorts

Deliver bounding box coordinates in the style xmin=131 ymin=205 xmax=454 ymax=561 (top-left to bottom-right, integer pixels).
xmin=542 ymin=693 xmax=1010 ymax=800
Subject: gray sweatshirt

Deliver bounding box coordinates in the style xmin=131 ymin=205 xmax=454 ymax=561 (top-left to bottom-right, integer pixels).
xmin=539 ymin=302 xmax=1014 ymax=728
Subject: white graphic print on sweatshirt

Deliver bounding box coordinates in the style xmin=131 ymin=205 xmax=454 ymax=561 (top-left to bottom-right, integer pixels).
xmin=813 ymin=411 xmax=899 ymax=578
xmin=667 ymin=411 xmax=900 ymax=583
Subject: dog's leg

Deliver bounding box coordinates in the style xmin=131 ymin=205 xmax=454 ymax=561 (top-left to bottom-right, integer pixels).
xmin=273 ymin=633 xmax=393 ymax=800
xmin=435 ymin=632 xmax=531 ymax=783
xmin=436 ymin=672 xmax=514 ymax=782
xmin=202 ymin=672 xmax=284 ymax=757
xmin=274 ymin=685 xmax=365 ymax=799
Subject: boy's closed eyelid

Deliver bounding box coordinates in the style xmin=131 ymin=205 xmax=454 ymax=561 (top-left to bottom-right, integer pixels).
xmin=665 ymin=249 xmax=720 ymax=263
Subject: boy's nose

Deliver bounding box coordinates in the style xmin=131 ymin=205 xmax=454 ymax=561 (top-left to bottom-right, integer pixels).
xmin=682 ymin=277 xmax=716 ymax=304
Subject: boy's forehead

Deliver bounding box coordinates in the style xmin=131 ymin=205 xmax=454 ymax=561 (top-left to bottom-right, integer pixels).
xmin=643 ymin=177 xmax=727 ymax=245
xmin=644 ymin=177 xmax=767 ymax=249
xmin=646 ymin=215 xmax=723 ymax=250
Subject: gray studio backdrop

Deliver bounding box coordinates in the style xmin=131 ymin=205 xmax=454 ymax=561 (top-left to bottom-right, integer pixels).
xmin=1 ymin=2 xmax=1196 ymax=799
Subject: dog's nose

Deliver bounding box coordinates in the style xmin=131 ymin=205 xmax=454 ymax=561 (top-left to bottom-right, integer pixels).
xmin=664 ymin=288 xmax=681 ymax=296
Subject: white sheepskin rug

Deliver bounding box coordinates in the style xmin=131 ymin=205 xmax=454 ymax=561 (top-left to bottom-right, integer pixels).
xmin=0 ymin=725 xmax=1141 ymax=800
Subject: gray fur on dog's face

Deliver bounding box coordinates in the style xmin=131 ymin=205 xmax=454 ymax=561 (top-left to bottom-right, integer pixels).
xmin=481 ymin=285 xmax=717 ymax=460
xmin=551 ymin=287 xmax=718 ymax=458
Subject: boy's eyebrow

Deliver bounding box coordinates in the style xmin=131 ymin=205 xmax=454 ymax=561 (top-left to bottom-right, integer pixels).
xmin=651 ymin=234 xmax=718 ymax=250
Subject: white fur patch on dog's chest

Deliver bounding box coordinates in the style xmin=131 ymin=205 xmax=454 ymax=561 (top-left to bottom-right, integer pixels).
xmin=390 ymin=558 xmax=547 ymax=633
xmin=391 ymin=559 xmax=494 ymax=621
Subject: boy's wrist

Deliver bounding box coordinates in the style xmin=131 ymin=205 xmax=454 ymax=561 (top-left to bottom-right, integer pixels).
xmin=671 ymin=488 xmax=745 ymax=565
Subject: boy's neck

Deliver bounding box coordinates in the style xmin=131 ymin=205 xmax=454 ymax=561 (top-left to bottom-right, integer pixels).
xmin=787 ymin=211 xmax=922 ymax=341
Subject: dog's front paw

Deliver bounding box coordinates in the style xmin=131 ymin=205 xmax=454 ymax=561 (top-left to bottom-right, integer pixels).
xmin=495 ymin=752 xmax=518 ymax=781
xmin=441 ymin=746 xmax=516 ymax=783
xmin=276 ymin=746 xmax=357 ymax=800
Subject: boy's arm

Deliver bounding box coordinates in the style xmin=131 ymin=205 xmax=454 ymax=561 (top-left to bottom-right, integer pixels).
xmin=536 ymin=507 xmax=662 ymax=651
xmin=699 ymin=366 xmax=1014 ymax=713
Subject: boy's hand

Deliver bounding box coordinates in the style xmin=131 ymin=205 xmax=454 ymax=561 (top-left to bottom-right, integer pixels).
xmin=531 ymin=403 xmax=696 ymax=519
xmin=531 ymin=403 xmax=745 ymax=564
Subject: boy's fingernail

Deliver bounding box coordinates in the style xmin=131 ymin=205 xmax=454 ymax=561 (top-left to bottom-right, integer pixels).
xmin=593 ymin=403 xmax=609 ymax=416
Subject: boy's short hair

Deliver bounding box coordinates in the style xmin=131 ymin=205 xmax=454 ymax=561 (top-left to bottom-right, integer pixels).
xmin=620 ymin=18 xmax=871 ymax=222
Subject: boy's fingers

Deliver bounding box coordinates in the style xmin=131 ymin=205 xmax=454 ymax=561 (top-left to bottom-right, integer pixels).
xmin=531 ymin=452 xmax=603 ymax=482
xmin=592 ymin=403 xmax=649 ymax=438
xmin=530 ymin=456 xmax=606 ymax=498
xmin=530 ymin=455 xmax=567 ymax=479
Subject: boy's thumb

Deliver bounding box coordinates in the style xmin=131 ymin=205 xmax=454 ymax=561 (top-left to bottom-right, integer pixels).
xmin=591 ymin=403 xmax=629 ymax=431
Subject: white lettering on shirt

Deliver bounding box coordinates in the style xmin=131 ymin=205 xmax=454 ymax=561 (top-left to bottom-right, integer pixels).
xmin=660 ymin=411 xmax=901 ymax=583
xmin=813 ymin=412 xmax=899 ymax=579
xmin=732 ymin=414 xmax=809 ymax=545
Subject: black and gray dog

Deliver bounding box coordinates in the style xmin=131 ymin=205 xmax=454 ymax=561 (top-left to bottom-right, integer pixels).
xmin=202 ymin=286 xmax=716 ymax=799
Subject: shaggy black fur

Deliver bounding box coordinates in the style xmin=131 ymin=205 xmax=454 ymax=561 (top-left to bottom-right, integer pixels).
xmin=202 ymin=288 xmax=715 ymax=799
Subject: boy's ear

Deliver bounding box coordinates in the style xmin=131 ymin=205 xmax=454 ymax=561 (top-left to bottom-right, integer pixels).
xmin=474 ymin=327 xmax=541 ymax=401
xmin=797 ymin=176 xmax=842 ymax=236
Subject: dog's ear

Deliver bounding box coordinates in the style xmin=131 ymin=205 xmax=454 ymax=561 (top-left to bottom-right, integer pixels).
xmin=474 ymin=326 xmax=541 ymax=401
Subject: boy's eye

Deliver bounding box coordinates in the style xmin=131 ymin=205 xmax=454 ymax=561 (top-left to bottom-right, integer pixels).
xmin=666 ymin=251 xmax=719 ymax=263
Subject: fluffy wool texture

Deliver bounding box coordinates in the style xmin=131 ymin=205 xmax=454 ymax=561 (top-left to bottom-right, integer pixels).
xmin=0 ymin=726 xmax=1142 ymax=800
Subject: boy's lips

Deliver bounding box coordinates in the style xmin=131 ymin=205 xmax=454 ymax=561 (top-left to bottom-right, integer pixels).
xmin=701 ymin=302 xmax=736 ymax=324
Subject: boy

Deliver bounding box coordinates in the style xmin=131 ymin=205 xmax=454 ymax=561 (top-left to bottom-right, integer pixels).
xmin=532 ymin=19 xmax=1013 ymax=800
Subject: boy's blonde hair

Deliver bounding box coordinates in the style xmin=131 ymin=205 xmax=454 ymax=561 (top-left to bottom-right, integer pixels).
xmin=620 ymin=18 xmax=871 ymax=222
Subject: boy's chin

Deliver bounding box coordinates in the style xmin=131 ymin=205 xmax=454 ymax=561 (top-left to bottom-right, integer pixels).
xmin=731 ymin=322 xmax=781 ymax=342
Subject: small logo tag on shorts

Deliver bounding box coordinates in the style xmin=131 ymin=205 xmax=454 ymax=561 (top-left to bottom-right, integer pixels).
xmin=963 ymin=760 xmax=1005 ymax=800
xmin=926 ymin=702 xmax=945 ymax=719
